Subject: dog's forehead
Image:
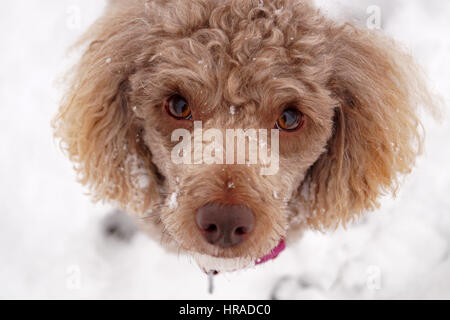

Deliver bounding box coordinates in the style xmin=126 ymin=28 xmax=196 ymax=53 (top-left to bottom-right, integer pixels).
xmin=134 ymin=0 xmax=334 ymax=125
xmin=155 ymin=43 xmax=331 ymax=124
xmin=144 ymin=39 xmax=332 ymax=130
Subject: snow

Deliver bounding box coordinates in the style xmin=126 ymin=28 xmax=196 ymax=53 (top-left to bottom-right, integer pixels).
xmin=168 ymin=190 xmax=179 ymax=210
xmin=274 ymin=8 xmax=283 ymax=16
xmin=126 ymin=153 xmax=151 ymax=191
xmin=0 ymin=0 xmax=449 ymax=299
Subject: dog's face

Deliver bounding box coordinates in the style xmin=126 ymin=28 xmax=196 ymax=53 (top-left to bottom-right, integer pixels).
xmin=129 ymin=4 xmax=336 ymax=267
xmin=54 ymin=0 xmax=431 ymax=272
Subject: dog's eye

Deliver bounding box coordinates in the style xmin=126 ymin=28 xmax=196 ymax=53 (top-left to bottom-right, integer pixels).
xmin=276 ymin=108 xmax=304 ymax=132
xmin=166 ymin=95 xmax=192 ymax=120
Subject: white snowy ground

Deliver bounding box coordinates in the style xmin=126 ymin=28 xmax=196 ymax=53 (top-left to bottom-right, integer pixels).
xmin=0 ymin=0 xmax=449 ymax=300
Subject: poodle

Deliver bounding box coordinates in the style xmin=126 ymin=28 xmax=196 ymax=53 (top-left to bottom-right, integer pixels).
xmin=53 ymin=0 xmax=434 ymax=273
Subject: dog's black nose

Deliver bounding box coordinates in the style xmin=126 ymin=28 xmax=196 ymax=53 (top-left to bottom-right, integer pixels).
xmin=196 ymin=202 xmax=255 ymax=248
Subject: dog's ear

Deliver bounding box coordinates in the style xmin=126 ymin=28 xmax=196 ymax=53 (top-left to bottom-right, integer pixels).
xmin=53 ymin=7 xmax=159 ymax=214
xmin=302 ymin=24 xmax=434 ymax=229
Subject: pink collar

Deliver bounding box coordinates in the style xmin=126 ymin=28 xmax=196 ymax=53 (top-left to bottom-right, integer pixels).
xmin=255 ymin=239 xmax=286 ymax=265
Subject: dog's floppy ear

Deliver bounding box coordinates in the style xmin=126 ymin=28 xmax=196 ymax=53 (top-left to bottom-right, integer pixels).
xmin=302 ymin=24 xmax=434 ymax=229
xmin=53 ymin=6 xmax=158 ymax=214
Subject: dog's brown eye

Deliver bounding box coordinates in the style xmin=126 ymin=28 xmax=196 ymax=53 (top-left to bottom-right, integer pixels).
xmin=276 ymin=108 xmax=304 ymax=131
xmin=166 ymin=95 xmax=192 ymax=120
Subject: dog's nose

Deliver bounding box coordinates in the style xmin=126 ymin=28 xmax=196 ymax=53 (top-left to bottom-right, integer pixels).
xmin=196 ymin=202 xmax=255 ymax=248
